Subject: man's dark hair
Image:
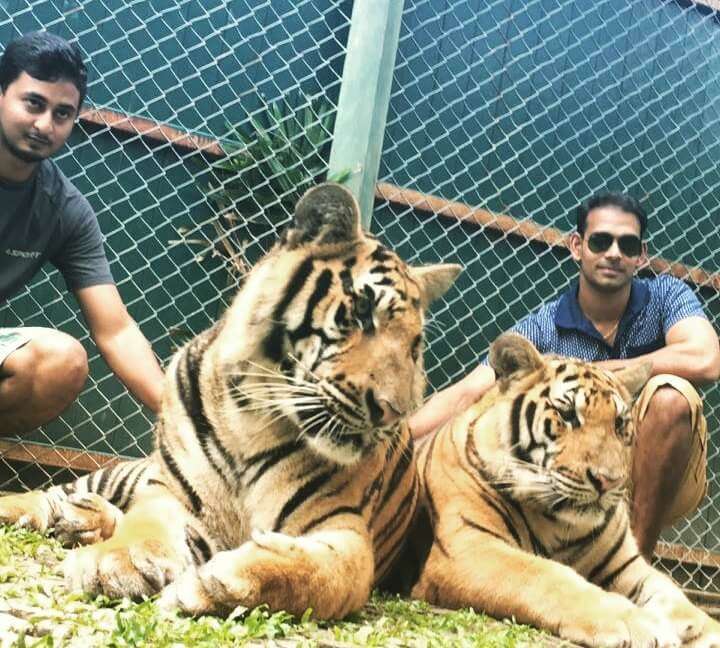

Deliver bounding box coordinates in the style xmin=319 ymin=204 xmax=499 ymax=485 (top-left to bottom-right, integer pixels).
xmin=576 ymin=191 xmax=648 ymax=238
xmin=0 ymin=31 xmax=87 ymax=110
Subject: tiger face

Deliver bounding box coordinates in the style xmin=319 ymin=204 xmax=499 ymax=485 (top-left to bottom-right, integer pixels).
xmin=277 ymin=244 xmax=430 ymax=464
xmin=482 ymin=333 xmax=650 ymax=517
xmin=222 ymin=184 xmax=461 ymax=465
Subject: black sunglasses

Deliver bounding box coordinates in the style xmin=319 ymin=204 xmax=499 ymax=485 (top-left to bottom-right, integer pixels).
xmin=586 ymin=232 xmax=642 ymax=257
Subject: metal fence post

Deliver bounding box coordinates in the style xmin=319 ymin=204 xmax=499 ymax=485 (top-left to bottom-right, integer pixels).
xmin=328 ymin=0 xmax=405 ymax=229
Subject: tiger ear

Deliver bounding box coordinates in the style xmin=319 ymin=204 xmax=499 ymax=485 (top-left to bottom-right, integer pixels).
xmin=283 ymin=183 xmax=362 ymax=249
xmin=410 ymin=264 xmax=462 ymax=307
xmin=614 ymin=362 xmax=652 ymax=399
xmin=489 ymin=332 xmax=544 ymax=380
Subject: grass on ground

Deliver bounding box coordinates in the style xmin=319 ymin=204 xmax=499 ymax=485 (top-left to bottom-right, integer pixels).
xmin=0 ymin=524 xmax=555 ymax=647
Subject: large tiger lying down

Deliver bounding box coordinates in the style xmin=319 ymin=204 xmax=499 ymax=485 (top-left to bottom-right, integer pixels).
xmin=411 ymin=332 xmax=720 ymax=647
xmin=0 ymin=183 xmax=460 ymax=619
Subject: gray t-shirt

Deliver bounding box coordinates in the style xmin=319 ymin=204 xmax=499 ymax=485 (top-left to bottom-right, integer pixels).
xmin=0 ymin=159 xmax=113 ymax=302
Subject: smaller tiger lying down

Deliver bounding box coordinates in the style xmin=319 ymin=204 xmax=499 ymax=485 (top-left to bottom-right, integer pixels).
xmin=0 ymin=183 xmax=460 ymax=620
xmin=411 ymin=332 xmax=720 ymax=648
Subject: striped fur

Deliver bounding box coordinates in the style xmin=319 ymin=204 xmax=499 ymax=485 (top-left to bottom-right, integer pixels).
xmin=0 ymin=183 xmax=460 ymax=620
xmin=410 ymin=333 xmax=720 ymax=647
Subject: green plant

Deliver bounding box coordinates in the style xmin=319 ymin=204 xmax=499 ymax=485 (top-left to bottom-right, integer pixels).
xmin=198 ymin=93 xmax=350 ymax=278
xmin=213 ymin=94 xmax=338 ymax=213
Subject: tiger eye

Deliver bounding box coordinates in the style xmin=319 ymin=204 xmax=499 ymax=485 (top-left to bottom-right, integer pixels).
xmin=559 ymin=408 xmax=579 ymax=427
xmin=355 ymin=295 xmax=372 ymax=317
xmin=615 ymin=416 xmax=627 ymax=435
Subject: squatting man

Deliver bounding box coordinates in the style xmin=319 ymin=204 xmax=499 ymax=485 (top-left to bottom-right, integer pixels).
xmin=0 ymin=31 xmax=164 ymax=441
xmin=410 ymin=192 xmax=720 ymax=558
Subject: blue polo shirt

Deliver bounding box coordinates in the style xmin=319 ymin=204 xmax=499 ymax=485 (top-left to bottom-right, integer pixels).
xmin=507 ymin=275 xmax=706 ymax=362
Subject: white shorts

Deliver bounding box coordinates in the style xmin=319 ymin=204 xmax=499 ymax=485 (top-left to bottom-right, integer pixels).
xmin=0 ymin=329 xmax=30 ymax=367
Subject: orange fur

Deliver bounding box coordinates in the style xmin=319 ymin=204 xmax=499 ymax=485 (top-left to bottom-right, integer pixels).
xmin=411 ymin=333 xmax=720 ymax=647
xmin=0 ymin=183 xmax=461 ymax=620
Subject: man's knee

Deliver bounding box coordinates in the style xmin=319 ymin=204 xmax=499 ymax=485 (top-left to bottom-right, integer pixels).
xmin=19 ymin=331 xmax=88 ymax=397
xmin=642 ymin=385 xmax=692 ymax=432
xmin=39 ymin=333 xmax=88 ymax=396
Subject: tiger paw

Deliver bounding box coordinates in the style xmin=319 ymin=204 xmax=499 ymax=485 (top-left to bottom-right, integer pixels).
xmin=62 ymin=536 xmax=190 ymax=599
xmin=0 ymin=491 xmax=54 ymax=532
xmin=560 ymin=601 xmax=680 ymax=648
xmin=157 ymin=545 xmax=266 ymax=617
xmin=158 ymin=532 xmax=317 ymax=617
xmin=686 ymin=618 xmax=720 ymax=648
xmin=689 ymin=635 xmax=720 ymax=648
xmin=641 ymin=592 xmax=706 ymax=643
xmin=250 ymin=528 xmax=316 ymax=555
xmin=663 ymin=603 xmax=707 ymax=643
xmin=53 ymin=493 xmax=123 ymax=547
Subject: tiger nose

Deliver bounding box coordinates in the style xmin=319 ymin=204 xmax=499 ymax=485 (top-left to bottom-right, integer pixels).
xmin=586 ymin=468 xmax=622 ymax=494
xmin=366 ymin=390 xmax=404 ymax=426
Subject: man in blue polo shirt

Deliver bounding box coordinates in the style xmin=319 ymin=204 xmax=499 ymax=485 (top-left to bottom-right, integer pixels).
xmin=410 ymin=192 xmax=720 ymax=558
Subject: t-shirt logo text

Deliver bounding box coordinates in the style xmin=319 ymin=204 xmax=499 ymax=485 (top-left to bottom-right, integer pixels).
xmin=5 ymin=249 xmax=41 ymax=259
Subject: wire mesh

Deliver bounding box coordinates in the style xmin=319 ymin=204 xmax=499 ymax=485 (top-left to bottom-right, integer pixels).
xmin=375 ymin=0 xmax=720 ymax=591
xmin=1 ymin=0 xmax=719 ymax=595
xmin=0 ymin=0 xmax=350 ymax=488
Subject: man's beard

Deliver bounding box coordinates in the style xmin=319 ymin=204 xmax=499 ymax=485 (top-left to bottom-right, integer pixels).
xmin=582 ymin=266 xmax=632 ymax=294
xmin=0 ymin=124 xmax=48 ymax=164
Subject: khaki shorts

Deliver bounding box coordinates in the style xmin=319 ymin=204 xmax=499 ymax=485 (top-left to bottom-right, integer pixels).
xmin=0 ymin=328 xmax=30 ymax=367
xmin=632 ymin=374 xmax=708 ymax=527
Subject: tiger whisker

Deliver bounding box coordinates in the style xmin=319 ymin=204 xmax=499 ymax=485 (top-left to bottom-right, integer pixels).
xmin=243 ymin=360 xmax=284 ymax=374
xmin=232 ymin=382 xmax=322 ymax=398
xmin=232 ymin=363 xmax=327 ymax=394
xmin=230 ymin=385 xmax=329 ymax=403
xmin=314 ymin=416 xmax=339 ymax=441
xmin=287 ymin=352 xmax=322 ymax=382
xmin=253 ymin=410 xmax=294 ymax=433
xmin=491 ymin=479 xmax=550 ymax=490
xmin=235 ymin=369 xmax=319 ymax=386
xmin=422 ymin=317 xmax=444 ymax=336
xmin=234 ymin=381 xmax=320 ymax=394
xmin=236 ymin=396 xmax=326 ymax=409
xmin=496 ymin=484 xmax=556 ymax=498
xmin=232 ymin=388 xmax=322 ymax=400
xmin=298 ymin=410 xmax=330 ymax=433
xmin=225 ymin=401 xmax=298 ymax=416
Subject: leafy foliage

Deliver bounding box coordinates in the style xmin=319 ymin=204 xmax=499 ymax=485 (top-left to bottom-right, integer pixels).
xmin=210 ymin=94 xmax=340 ymax=218
xmin=199 ymin=94 xmax=349 ymax=279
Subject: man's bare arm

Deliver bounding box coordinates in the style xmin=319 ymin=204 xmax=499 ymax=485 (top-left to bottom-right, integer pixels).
xmin=408 ymin=364 xmax=496 ymax=439
xmin=597 ymin=316 xmax=720 ymax=385
xmin=75 ymin=284 xmax=165 ymax=413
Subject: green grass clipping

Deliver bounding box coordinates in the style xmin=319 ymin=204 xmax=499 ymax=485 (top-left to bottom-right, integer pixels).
xmin=0 ymin=524 xmax=554 ymax=647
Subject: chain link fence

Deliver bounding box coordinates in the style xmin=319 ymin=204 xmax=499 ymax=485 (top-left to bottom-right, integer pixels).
xmin=0 ymin=0 xmax=350 ymax=486
xmin=1 ymin=0 xmax=719 ymax=593
xmin=374 ymin=0 xmax=720 ymax=592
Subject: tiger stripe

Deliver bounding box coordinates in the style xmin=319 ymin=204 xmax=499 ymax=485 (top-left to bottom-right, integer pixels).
xmin=288 ymin=268 xmax=333 ymax=342
xmin=460 ymin=515 xmax=508 ymax=542
xmin=408 ymin=334 xmax=719 ymax=647
xmin=245 ymin=440 xmax=306 ymax=486
xmin=158 ymin=436 xmax=202 ymax=514
xmin=175 ymin=337 xmax=238 ymax=486
xmin=0 ymin=183 xmax=462 ymax=621
xmin=272 ymin=468 xmax=339 ymax=532
xmin=598 ymin=553 xmax=642 ymax=590
xmin=300 ymin=506 xmax=361 ymax=534
xmin=263 ymin=257 xmax=315 ymax=361
xmin=587 ymin=529 xmax=627 ymax=582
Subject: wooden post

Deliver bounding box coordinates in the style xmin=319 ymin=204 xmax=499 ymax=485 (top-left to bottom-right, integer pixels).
xmin=328 ymin=0 xmax=405 ymax=228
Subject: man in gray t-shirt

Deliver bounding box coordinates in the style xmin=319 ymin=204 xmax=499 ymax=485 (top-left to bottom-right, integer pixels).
xmin=0 ymin=31 xmax=164 ymax=436
xmin=0 ymin=157 xmax=113 ymax=299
